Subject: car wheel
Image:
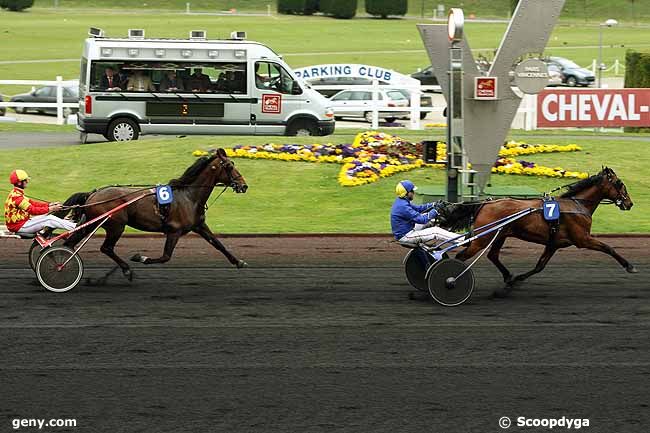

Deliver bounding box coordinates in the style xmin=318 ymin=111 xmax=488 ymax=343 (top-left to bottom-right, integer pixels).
xmin=107 ymin=118 xmax=140 ymax=142
xmin=334 ymin=116 xmax=342 ymax=121
xmin=286 ymin=119 xmax=319 ymax=136
xmin=420 ymin=112 xmax=428 ymax=120
xmin=364 ymin=111 xmax=374 ymax=123
xmin=385 ymin=117 xmax=397 ymax=123
xmin=14 ymin=104 xmax=25 ymax=114
xmin=566 ymin=76 xmax=577 ymax=87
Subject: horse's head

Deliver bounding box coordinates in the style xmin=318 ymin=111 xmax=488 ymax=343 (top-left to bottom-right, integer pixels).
xmin=211 ymin=148 xmax=248 ymax=193
xmin=601 ymin=166 xmax=632 ymax=210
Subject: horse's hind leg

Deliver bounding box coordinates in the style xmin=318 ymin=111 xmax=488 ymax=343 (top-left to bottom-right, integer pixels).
xmin=99 ymin=223 xmax=133 ymax=281
xmin=193 ymin=223 xmax=247 ymax=268
xmin=574 ymin=235 xmax=637 ymax=273
xmin=487 ymin=235 xmax=512 ymax=284
xmin=130 ymin=231 xmax=182 ymax=265
xmin=508 ymin=245 xmax=558 ymax=289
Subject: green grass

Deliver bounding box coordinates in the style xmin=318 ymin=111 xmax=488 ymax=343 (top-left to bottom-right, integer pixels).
xmin=1 ymin=131 xmax=647 ymax=233
xmin=1 ymin=11 xmax=648 ymax=95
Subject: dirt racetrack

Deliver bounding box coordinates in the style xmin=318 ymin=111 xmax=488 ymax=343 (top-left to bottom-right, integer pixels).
xmin=0 ymin=235 xmax=648 ymax=433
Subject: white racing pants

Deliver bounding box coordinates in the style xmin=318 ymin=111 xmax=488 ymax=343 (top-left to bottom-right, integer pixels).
xmin=398 ymin=225 xmax=457 ymax=248
xmin=16 ymin=215 xmax=76 ymax=235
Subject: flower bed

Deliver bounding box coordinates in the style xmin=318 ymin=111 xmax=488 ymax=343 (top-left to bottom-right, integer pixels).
xmin=193 ymin=131 xmax=588 ymax=187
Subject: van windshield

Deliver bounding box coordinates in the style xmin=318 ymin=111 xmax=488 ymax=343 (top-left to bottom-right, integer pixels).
xmin=88 ymin=61 xmax=248 ymax=94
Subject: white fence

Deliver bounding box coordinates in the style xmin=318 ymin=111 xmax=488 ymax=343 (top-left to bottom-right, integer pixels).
xmin=0 ymin=76 xmax=78 ymax=125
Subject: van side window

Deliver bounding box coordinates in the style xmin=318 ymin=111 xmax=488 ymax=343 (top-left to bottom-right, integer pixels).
xmin=255 ymin=61 xmax=301 ymax=95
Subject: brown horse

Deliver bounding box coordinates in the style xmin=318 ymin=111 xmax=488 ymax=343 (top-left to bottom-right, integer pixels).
xmin=59 ymin=148 xmax=248 ymax=282
xmin=437 ymin=167 xmax=636 ymax=297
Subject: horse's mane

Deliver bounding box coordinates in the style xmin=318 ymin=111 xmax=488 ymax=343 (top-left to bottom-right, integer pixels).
xmin=560 ymin=172 xmax=604 ymax=198
xmin=169 ymin=155 xmax=218 ymax=188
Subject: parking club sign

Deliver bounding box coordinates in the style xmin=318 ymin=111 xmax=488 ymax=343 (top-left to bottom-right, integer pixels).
xmin=262 ymin=94 xmax=282 ymax=114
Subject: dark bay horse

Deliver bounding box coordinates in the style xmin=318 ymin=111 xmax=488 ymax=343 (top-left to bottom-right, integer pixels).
xmin=59 ymin=148 xmax=248 ymax=281
xmin=437 ymin=167 xmax=636 ymax=297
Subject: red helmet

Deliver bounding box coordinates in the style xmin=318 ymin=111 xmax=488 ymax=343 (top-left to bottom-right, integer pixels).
xmin=9 ymin=169 xmax=30 ymax=185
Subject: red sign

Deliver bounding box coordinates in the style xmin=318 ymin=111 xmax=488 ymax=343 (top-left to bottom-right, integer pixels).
xmin=537 ymin=88 xmax=650 ymax=127
xmin=262 ymin=94 xmax=282 ymax=114
xmin=475 ymin=77 xmax=497 ymax=99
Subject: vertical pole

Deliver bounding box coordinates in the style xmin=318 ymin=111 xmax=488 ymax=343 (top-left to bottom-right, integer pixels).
xmin=186 ymin=2 xmax=190 ymax=14
xmin=267 ymin=4 xmax=271 ymax=16
xmin=421 ymin=0 xmax=425 ymax=18
xmin=597 ymin=24 xmax=603 ymax=88
xmin=56 ymin=76 xmax=64 ymax=125
xmin=371 ymin=80 xmax=379 ymax=130
xmin=409 ymin=85 xmax=420 ymax=130
xmin=447 ymin=42 xmax=463 ymax=203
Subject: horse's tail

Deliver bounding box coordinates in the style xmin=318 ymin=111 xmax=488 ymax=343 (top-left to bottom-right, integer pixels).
xmin=53 ymin=192 xmax=92 ymax=222
xmin=436 ymin=201 xmax=483 ymax=232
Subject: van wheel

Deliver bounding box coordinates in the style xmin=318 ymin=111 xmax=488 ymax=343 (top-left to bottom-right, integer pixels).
xmin=287 ymin=119 xmax=319 ymax=136
xmin=385 ymin=117 xmax=397 ymax=123
xmin=107 ymin=118 xmax=139 ymax=142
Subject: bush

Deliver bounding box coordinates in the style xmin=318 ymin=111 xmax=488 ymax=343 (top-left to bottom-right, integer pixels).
xmin=320 ymin=0 xmax=356 ymax=19
xmin=0 ymin=0 xmax=34 ymax=11
xmin=624 ymin=49 xmax=650 ymax=132
xmin=366 ymin=0 xmax=407 ymax=18
xmin=278 ymin=0 xmax=320 ymax=15
xmin=277 ymin=0 xmax=306 ymax=15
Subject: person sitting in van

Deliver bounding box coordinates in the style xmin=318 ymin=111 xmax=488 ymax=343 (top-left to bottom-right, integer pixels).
xmin=214 ymin=72 xmax=228 ymax=92
xmin=99 ymin=67 xmax=122 ymax=91
xmin=159 ymin=70 xmax=184 ymax=92
xmin=232 ymin=71 xmax=246 ymax=93
xmin=126 ymin=70 xmax=156 ymax=92
xmin=188 ymin=68 xmax=211 ymax=92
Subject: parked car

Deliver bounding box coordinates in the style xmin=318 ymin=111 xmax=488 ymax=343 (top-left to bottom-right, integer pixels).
xmin=391 ymin=88 xmax=433 ymax=120
xmin=0 ymin=94 xmax=5 ymax=116
xmin=10 ymin=85 xmax=79 ymax=115
xmin=546 ymin=63 xmax=564 ymax=87
xmin=410 ymin=66 xmax=440 ymax=92
xmin=307 ymin=77 xmax=383 ymax=98
xmin=328 ymin=88 xmax=409 ymax=123
xmin=544 ymin=56 xmax=595 ymax=87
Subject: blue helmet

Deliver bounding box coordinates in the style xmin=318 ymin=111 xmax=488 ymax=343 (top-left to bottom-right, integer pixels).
xmin=396 ymin=180 xmax=417 ymax=198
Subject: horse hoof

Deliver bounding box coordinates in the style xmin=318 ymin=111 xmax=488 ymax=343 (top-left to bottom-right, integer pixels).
xmin=123 ymin=269 xmax=134 ymax=282
xmin=236 ymin=260 xmax=248 ymax=269
xmin=626 ymin=265 xmax=639 ymax=274
xmin=130 ymin=254 xmax=148 ymax=264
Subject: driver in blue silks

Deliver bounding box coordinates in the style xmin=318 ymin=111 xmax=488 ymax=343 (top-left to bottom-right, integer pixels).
xmin=390 ymin=180 xmax=456 ymax=247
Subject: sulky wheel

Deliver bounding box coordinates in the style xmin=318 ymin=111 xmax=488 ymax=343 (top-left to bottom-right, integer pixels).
xmin=426 ymin=258 xmax=475 ymax=307
xmin=29 ymin=239 xmax=63 ymax=272
xmin=36 ymin=247 xmax=84 ymax=293
xmin=404 ymin=248 xmax=434 ymax=291
xmin=403 ymin=248 xmax=448 ymax=291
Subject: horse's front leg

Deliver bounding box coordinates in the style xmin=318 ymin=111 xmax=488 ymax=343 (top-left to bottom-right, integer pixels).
xmin=574 ymin=235 xmax=638 ymax=273
xmin=131 ymin=231 xmax=182 ymax=265
xmin=193 ymin=223 xmax=248 ymax=268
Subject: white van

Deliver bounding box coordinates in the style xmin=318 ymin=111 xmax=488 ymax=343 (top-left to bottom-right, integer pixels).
xmin=77 ymin=29 xmax=335 ymax=142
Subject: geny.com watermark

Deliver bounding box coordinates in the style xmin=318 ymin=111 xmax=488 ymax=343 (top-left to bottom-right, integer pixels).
xmin=11 ymin=418 xmax=77 ymax=430
xmin=499 ymin=416 xmax=590 ymax=430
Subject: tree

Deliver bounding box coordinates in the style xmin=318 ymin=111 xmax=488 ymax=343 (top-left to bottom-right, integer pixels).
xmin=366 ymin=0 xmax=407 ymax=19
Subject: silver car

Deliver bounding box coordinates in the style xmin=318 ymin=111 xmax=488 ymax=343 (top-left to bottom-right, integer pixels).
xmin=329 ymin=88 xmax=409 ymax=123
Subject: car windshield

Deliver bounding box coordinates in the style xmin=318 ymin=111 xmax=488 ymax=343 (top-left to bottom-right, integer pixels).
xmin=555 ymin=58 xmax=581 ymax=69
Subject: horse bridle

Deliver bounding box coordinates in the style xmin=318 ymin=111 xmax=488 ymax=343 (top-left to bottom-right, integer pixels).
xmin=214 ymin=155 xmax=245 ymax=189
xmin=605 ymin=171 xmax=629 ymax=208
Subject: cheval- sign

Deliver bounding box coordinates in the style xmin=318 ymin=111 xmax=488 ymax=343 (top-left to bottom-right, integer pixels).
xmin=537 ymin=89 xmax=650 ymax=127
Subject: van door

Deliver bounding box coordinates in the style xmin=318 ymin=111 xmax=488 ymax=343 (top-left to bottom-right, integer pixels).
xmin=250 ymin=60 xmax=303 ymax=135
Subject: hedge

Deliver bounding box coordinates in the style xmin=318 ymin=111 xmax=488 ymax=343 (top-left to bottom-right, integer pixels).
xmin=366 ymin=0 xmax=407 ymax=18
xmin=624 ymin=49 xmax=650 ymax=132
xmin=277 ymin=0 xmax=307 ymax=15
xmin=0 ymin=0 xmax=34 ymax=11
xmin=320 ymin=0 xmax=356 ymax=19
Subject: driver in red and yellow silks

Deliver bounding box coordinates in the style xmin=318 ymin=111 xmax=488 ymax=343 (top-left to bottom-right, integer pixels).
xmin=4 ymin=169 xmax=76 ymax=235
